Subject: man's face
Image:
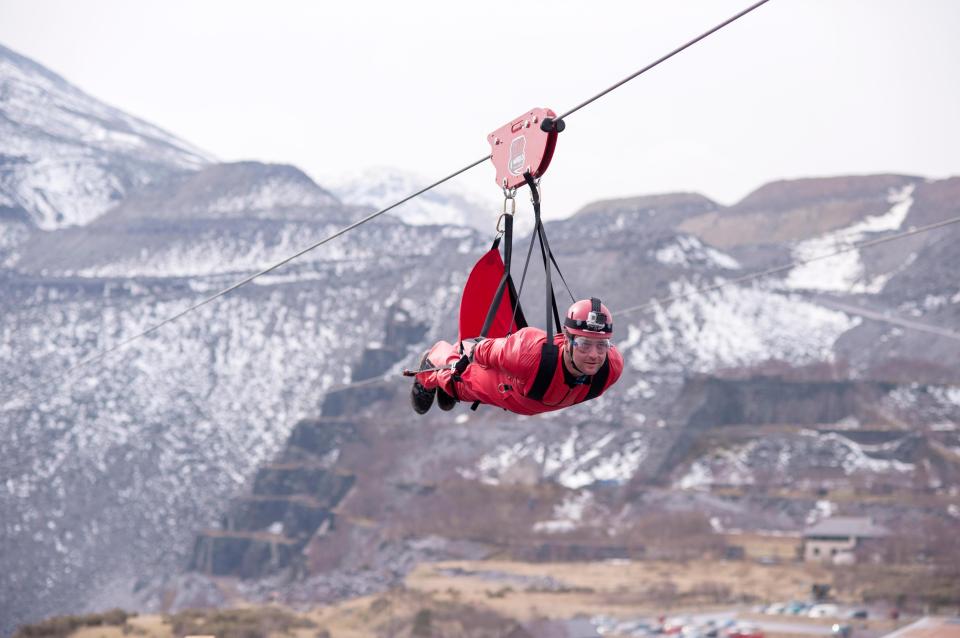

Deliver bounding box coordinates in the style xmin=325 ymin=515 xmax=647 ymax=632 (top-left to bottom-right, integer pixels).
xmin=568 ymin=335 xmax=610 ymax=375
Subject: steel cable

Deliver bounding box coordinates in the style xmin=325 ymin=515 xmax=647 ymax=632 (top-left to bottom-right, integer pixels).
xmin=2 ymin=0 xmax=781 ymax=404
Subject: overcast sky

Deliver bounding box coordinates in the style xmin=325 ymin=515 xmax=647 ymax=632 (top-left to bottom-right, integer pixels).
xmin=2 ymin=0 xmax=958 ymax=219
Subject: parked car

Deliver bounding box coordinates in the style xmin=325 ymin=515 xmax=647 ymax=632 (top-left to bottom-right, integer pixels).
xmin=727 ymin=625 xmax=764 ymax=638
xmin=764 ymin=603 xmax=786 ymax=615
xmin=615 ymin=620 xmax=657 ymax=636
xmin=784 ymin=601 xmax=810 ymax=615
xmin=831 ymin=624 xmax=853 ymax=638
xmin=845 ymin=608 xmax=868 ymax=619
xmin=663 ymin=618 xmax=691 ymax=635
xmin=808 ymin=604 xmax=840 ymax=618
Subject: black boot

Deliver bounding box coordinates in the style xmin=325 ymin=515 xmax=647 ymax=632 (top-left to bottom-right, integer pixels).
xmin=436 ymin=387 xmax=457 ymax=411
xmin=410 ymin=352 xmax=436 ymax=415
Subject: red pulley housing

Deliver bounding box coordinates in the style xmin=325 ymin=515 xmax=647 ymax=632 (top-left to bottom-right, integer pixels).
xmin=487 ymin=107 xmax=559 ymax=190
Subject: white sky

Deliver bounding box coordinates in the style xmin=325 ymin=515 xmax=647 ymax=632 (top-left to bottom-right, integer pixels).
xmin=2 ymin=0 xmax=959 ymax=219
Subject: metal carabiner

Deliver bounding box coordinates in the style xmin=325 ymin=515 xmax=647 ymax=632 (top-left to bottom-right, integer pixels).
xmin=495 ymin=188 xmax=517 ymax=236
xmin=502 ymin=187 xmax=516 ymax=215
xmin=495 ymin=213 xmax=508 ymax=235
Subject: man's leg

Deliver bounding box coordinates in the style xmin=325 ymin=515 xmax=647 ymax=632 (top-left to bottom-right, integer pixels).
xmin=411 ymin=341 xmax=459 ymax=414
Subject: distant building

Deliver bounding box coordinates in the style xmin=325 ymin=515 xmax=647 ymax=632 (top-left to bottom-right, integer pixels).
xmin=802 ymin=516 xmax=889 ymax=564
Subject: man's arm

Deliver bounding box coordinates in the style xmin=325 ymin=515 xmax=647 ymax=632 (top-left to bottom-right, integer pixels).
xmin=469 ymin=329 xmax=542 ymax=379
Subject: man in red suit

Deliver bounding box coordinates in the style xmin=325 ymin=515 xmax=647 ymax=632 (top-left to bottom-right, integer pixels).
xmin=411 ymin=298 xmax=623 ymax=416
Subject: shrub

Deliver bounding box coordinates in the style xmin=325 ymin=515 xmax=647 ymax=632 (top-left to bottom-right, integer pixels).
xmin=411 ymin=609 xmax=433 ymax=637
xmin=167 ymin=608 xmax=315 ymax=638
xmin=14 ymin=609 xmax=132 ymax=638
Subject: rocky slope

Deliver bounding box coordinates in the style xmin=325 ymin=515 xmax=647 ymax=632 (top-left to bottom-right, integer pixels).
xmin=0 ymin=43 xmax=210 ymax=232
xmin=2 ymin=44 xmax=960 ymax=633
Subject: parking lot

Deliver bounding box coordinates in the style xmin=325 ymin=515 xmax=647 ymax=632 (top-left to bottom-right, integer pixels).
xmin=590 ymin=602 xmax=899 ymax=638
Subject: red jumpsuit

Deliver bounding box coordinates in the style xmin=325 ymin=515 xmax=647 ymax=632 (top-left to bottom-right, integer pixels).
xmin=416 ymin=327 xmax=624 ymax=416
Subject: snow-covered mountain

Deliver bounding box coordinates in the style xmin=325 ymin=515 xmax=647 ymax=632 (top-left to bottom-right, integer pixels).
xmin=327 ymin=166 xmax=501 ymax=233
xmin=9 ymin=161 xmax=350 ymax=278
xmin=0 ymin=43 xmax=211 ymax=230
xmin=0 ymin=197 xmax=483 ymax=630
xmin=2 ymin=44 xmax=960 ymax=632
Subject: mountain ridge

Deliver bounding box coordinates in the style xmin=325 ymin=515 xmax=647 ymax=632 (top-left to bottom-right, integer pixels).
xmin=0 ymin=42 xmax=212 ymax=230
xmin=2 ymin=44 xmax=960 ymax=633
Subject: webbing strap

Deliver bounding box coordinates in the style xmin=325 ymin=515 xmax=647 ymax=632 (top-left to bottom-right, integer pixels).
xmin=548 ymin=242 xmax=576 ymax=303
xmin=535 ymin=226 xmax=563 ymax=335
xmin=527 ymin=342 xmax=559 ymax=401
xmin=479 ymin=213 xmax=525 ymax=338
xmin=523 ymin=172 xmax=561 ymax=341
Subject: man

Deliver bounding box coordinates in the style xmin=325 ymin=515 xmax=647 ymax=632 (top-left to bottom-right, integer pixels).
xmin=411 ymin=298 xmax=623 ymax=416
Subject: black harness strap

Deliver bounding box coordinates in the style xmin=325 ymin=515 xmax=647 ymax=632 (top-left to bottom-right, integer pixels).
xmin=524 ymin=171 xmax=564 ymax=404
xmin=548 ymin=241 xmax=576 ymax=304
xmin=538 ymin=229 xmax=562 ymax=333
xmin=527 ymin=342 xmax=559 ymax=402
xmin=478 ymin=213 xmax=526 ymax=339
xmin=524 ymin=172 xmax=561 ymax=337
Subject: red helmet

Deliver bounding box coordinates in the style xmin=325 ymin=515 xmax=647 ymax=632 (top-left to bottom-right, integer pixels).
xmin=563 ymin=297 xmax=613 ymax=339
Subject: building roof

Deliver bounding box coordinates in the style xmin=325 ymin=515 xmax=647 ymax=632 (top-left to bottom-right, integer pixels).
xmin=803 ymin=516 xmax=890 ymax=538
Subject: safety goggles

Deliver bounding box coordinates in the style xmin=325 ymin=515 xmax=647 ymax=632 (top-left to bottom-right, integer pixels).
xmin=570 ymin=336 xmax=611 ymax=353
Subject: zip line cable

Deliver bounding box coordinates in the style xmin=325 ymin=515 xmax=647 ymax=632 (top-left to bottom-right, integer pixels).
xmin=3 ymin=0 xmax=777 ymax=404
xmin=554 ymin=0 xmax=772 ymax=122
xmin=3 ymin=157 xmax=489 ymax=404
xmin=812 ymin=297 xmax=960 ymax=343
xmin=323 ymin=373 xmax=397 ymax=395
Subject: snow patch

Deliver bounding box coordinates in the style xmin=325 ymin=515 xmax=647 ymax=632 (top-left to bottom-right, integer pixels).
xmin=325 ymin=166 xmax=498 ymax=233
xmin=654 ymin=235 xmax=740 ymax=270
xmin=675 ymin=431 xmax=915 ymax=493
xmin=930 ymin=386 xmax=960 ymax=409
xmin=532 ymin=491 xmax=593 ymax=534
xmin=784 ymin=184 xmax=915 ymax=293
xmin=806 ymin=500 xmax=837 ymax=525
xmin=471 ymin=428 xmax=649 ymax=489
xmin=0 ymin=53 xmax=211 ymax=229
xmin=627 ymin=283 xmax=857 ymax=374
xmin=204 ymin=176 xmax=336 ymax=214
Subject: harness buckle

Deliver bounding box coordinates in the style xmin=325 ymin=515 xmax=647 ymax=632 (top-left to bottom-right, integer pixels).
xmin=502 ymin=189 xmax=516 ymax=215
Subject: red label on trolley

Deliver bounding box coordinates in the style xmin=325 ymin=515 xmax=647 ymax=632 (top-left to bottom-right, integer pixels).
xmin=487 ymin=107 xmax=559 ymax=190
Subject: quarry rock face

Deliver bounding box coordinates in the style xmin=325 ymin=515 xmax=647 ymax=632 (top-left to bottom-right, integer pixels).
xmin=2 ymin=44 xmax=960 ymax=630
